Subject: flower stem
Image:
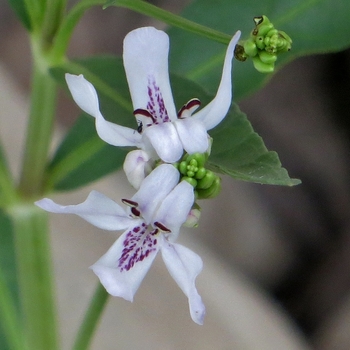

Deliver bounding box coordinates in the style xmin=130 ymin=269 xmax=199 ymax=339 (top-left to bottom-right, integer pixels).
xmin=50 ymin=0 xmax=105 ymax=60
xmin=9 ymin=204 xmax=59 ymax=350
xmin=72 ymin=283 xmax=109 ymax=350
xmin=0 ymin=265 xmax=25 ymax=350
xmin=0 ymin=143 xmax=18 ymax=206
xmin=18 ymin=40 xmax=57 ymax=198
xmin=107 ymin=0 xmax=232 ymax=44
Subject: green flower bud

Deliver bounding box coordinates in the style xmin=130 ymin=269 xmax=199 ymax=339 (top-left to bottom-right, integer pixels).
xmin=197 ymin=177 xmax=222 ymax=199
xmin=252 ymin=56 xmax=274 ymax=73
xmin=197 ymin=170 xmax=216 ymax=190
xmin=183 ymin=206 xmax=201 ymax=228
xmin=266 ymin=28 xmax=278 ymax=38
xmin=243 ymin=39 xmax=258 ymax=57
xmin=186 ymin=152 xmax=206 ymax=167
xmin=258 ymin=50 xmax=277 ymax=64
xmin=237 ymin=15 xmax=292 ymax=74
xmin=255 ymin=23 xmax=274 ymax=37
xmin=195 ymin=167 xmax=206 ymax=180
xmin=179 ymin=161 xmax=188 ymax=175
xmin=182 ymin=176 xmax=197 ymax=188
xmin=255 ymin=36 xmax=266 ymax=50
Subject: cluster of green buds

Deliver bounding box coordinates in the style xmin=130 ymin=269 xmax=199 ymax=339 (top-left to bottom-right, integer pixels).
xmin=175 ymin=152 xmax=221 ymax=200
xmin=235 ymin=15 xmax=292 ymax=73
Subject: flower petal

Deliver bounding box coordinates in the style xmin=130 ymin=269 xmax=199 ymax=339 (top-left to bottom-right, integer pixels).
xmin=160 ymin=239 xmax=205 ymax=325
xmin=174 ymin=118 xmax=209 ymax=155
xmin=192 ymin=31 xmax=241 ymax=130
xmin=154 ymin=180 xmax=194 ymax=238
xmin=123 ymin=27 xmax=177 ymax=121
xmin=94 ymin=115 xmax=142 ymax=148
xmin=142 ymin=123 xmax=183 ymax=163
xmin=131 ymin=164 xmax=179 ymax=224
xmin=91 ymin=225 xmax=160 ymax=301
xmin=65 ymin=73 xmax=142 ymax=147
xmin=123 ymin=150 xmax=153 ymax=189
xmin=65 ymin=74 xmax=100 ymax=117
xmin=35 ymin=191 xmax=135 ymax=231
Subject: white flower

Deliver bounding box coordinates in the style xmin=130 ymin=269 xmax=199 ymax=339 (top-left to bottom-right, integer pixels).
xmin=35 ymin=164 xmax=205 ymax=324
xmin=65 ymin=27 xmax=241 ymax=167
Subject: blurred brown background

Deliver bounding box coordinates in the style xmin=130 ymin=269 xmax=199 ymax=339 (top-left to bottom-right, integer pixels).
xmin=1 ymin=0 xmax=350 ymax=349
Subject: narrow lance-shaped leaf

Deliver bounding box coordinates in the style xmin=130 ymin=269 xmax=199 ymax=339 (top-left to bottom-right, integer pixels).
xmin=7 ymin=0 xmax=32 ymax=30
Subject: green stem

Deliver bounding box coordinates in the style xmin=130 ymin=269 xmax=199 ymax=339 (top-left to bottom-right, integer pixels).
xmin=0 ymin=143 xmax=17 ymax=206
xmin=0 ymin=265 xmax=25 ymax=350
xmin=22 ymin=0 xmax=46 ymax=32
xmin=50 ymin=0 xmax=105 ymax=60
xmin=9 ymin=204 xmax=58 ymax=350
xmin=41 ymin=0 xmax=67 ymax=51
xmin=72 ymin=283 xmax=109 ymax=350
xmin=19 ymin=40 xmax=57 ymax=198
xmin=107 ymin=0 xmax=232 ymax=44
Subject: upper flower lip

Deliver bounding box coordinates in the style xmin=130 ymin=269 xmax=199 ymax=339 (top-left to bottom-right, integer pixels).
xmin=65 ymin=27 xmax=241 ymax=164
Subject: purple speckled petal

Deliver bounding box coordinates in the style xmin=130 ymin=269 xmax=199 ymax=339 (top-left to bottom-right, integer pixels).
xmin=161 ymin=238 xmax=205 ymax=325
xmin=154 ymin=181 xmax=194 ymax=239
xmin=142 ymin=123 xmax=183 ymax=163
xmin=131 ymin=164 xmax=179 ymax=224
xmin=192 ymin=31 xmax=241 ymax=130
xmin=123 ymin=27 xmax=177 ymax=122
xmin=90 ymin=224 xmax=160 ymax=301
xmin=66 ymin=73 xmax=142 ymax=147
xmin=35 ymin=191 xmax=135 ymax=231
xmin=174 ymin=118 xmax=209 ymax=155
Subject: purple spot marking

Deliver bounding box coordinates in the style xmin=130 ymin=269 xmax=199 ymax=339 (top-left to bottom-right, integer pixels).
xmin=118 ymin=223 xmax=159 ymax=272
xmin=146 ymin=76 xmax=170 ymax=124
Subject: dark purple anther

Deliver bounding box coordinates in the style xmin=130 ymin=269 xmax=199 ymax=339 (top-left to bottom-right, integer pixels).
xmin=154 ymin=221 xmax=171 ymax=233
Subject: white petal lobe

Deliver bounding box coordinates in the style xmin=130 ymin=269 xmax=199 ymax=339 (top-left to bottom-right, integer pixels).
xmin=123 ymin=150 xmax=152 ymax=189
xmin=161 ymin=239 xmax=205 ymax=325
xmin=91 ymin=227 xmax=160 ymax=301
xmin=174 ymin=118 xmax=209 ymax=155
xmin=65 ymin=74 xmax=100 ymax=117
xmin=143 ymin=123 xmax=183 ymax=163
xmin=132 ymin=164 xmax=179 ymax=223
xmin=123 ymin=27 xmax=177 ymax=120
xmin=192 ymin=31 xmax=241 ymax=130
xmin=155 ymin=181 xmax=194 ymax=237
xmin=35 ymin=191 xmax=134 ymax=231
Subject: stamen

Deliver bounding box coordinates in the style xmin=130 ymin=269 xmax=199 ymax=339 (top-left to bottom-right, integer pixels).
xmin=177 ymin=98 xmax=201 ymax=118
xmin=131 ymin=207 xmax=141 ymax=217
xmin=122 ymin=198 xmax=138 ymax=207
xmin=133 ymin=108 xmax=156 ymax=123
xmin=154 ymin=221 xmax=171 ymax=233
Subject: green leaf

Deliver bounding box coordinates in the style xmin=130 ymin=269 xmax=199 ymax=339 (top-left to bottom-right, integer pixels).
xmin=169 ymin=74 xmax=298 ymax=185
xmin=209 ymin=104 xmax=300 ymax=186
xmin=167 ymin=0 xmax=350 ymax=100
xmin=7 ymin=0 xmax=32 ymax=30
xmin=47 ymin=114 xmax=128 ymax=191
xmin=48 ymin=56 xmax=134 ymax=191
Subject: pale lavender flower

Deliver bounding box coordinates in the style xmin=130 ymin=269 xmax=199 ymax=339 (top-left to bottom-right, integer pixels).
xmin=35 ymin=164 xmax=205 ymax=324
xmin=65 ymin=27 xmax=241 ymax=183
